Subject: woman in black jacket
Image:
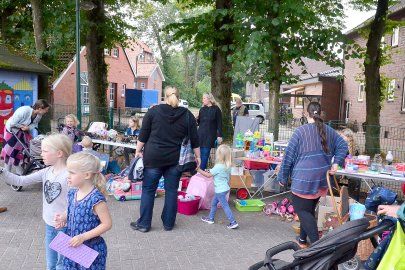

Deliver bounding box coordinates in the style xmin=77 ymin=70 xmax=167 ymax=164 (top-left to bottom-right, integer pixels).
xmin=130 ymin=86 xmax=201 ymax=232
xmin=197 ymin=93 xmax=222 ymax=170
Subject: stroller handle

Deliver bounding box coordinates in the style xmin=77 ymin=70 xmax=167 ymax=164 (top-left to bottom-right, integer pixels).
xmin=358 ymin=219 xmax=395 ymax=241
xmin=263 ymin=241 xmax=301 ymax=269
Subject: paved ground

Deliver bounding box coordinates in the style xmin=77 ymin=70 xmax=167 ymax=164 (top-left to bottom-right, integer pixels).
xmin=0 ymin=181 xmax=298 ymax=270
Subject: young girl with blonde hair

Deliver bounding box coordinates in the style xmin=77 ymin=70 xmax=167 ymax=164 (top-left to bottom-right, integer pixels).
xmin=198 ymin=144 xmax=238 ymax=229
xmin=62 ymin=114 xmax=81 ymax=143
xmin=0 ymin=133 xmax=72 ymax=270
xmin=54 ymin=152 xmax=112 ymax=269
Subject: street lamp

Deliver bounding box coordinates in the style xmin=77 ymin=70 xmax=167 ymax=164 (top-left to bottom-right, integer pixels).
xmin=135 ymin=49 xmax=144 ymax=89
xmin=76 ymin=0 xmax=96 ymax=129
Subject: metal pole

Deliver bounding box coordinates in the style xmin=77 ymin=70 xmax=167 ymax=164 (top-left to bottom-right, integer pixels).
xmin=76 ymin=0 xmax=82 ymax=129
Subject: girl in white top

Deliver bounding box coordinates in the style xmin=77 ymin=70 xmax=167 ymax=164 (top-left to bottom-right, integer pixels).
xmin=0 ymin=133 xmax=72 ymax=270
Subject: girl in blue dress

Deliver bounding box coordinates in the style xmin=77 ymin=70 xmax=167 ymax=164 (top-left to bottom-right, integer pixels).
xmin=54 ymin=152 xmax=112 ymax=269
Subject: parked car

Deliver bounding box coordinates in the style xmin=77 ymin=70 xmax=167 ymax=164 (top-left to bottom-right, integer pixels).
xmin=231 ymin=102 xmax=266 ymax=124
xmin=179 ymin=99 xmax=189 ymax=109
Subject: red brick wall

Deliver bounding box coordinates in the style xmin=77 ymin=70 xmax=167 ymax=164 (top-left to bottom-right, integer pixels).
xmin=343 ymin=27 xmax=405 ymax=127
xmin=321 ymin=79 xmax=342 ymax=121
xmin=105 ymin=47 xmax=136 ymax=108
xmin=53 ymin=47 xmax=135 ymax=109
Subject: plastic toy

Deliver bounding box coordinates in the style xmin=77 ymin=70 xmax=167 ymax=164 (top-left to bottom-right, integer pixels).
xmin=253 ymin=131 xmax=261 ymax=140
xmin=235 ymin=132 xmax=244 ymax=149
xmin=113 ymin=182 xmax=143 ymax=201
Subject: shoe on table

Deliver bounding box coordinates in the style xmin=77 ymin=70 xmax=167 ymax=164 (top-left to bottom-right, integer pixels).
xmin=227 ymin=221 xmax=239 ymax=229
xmin=201 ymin=217 xmax=214 ymax=224
xmin=130 ymin=221 xmax=150 ymax=233
xmin=0 ymin=207 xmax=7 ymax=213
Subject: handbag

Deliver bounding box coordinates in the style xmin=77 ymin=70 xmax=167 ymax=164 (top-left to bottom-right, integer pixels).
xmin=177 ymin=112 xmax=197 ymax=172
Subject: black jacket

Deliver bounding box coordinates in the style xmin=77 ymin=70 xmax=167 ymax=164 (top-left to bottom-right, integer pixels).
xmin=197 ymin=105 xmax=222 ymax=148
xmin=138 ymin=104 xmax=199 ymax=168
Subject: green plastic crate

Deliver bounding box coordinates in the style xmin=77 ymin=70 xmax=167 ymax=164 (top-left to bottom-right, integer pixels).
xmin=234 ymin=199 xmax=266 ymax=212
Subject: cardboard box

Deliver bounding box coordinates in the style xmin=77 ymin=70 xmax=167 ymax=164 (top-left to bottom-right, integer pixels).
xmin=230 ymin=169 xmax=253 ymax=189
xmin=317 ymin=196 xmax=356 ymax=230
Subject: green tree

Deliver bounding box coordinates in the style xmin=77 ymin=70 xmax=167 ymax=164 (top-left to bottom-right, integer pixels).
xmin=232 ymin=0 xmax=345 ymax=140
xmin=349 ymin=0 xmax=404 ymax=156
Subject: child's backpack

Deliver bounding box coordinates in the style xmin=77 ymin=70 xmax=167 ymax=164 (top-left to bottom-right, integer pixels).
xmin=128 ymin=156 xmax=144 ymax=182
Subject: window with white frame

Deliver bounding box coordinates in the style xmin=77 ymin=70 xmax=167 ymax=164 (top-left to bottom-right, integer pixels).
xmin=402 ymin=79 xmax=405 ymax=112
xmin=109 ymin=82 xmax=117 ymax=102
xmin=80 ymin=72 xmax=89 ymax=113
xmin=104 ymin=48 xmax=110 ymax=56
xmin=392 ymin=27 xmax=399 ymax=47
xmin=121 ymin=84 xmax=126 ymax=97
xmin=358 ymin=83 xmax=365 ymax=101
xmin=264 ymin=82 xmax=269 ymax=92
xmin=387 ymin=79 xmax=395 ymax=101
xmin=112 ymin=48 xmax=119 ymax=58
xmin=141 ymin=83 xmax=145 ymax=89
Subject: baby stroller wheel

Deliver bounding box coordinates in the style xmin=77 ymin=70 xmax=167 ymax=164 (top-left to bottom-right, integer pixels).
xmin=236 ymin=188 xmax=249 ymax=200
xmin=341 ymin=256 xmax=361 ymax=270
xmin=11 ymin=185 xmax=23 ymax=192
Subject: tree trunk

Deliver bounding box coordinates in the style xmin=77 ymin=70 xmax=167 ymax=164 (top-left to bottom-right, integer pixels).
xmin=86 ymin=0 xmax=108 ymax=123
xmin=267 ymin=1 xmax=281 ymax=141
xmin=30 ymin=0 xmax=51 ymax=132
xmin=192 ymin=51 xmax=200 ymax=94
xmin=151 ymin=21 xmax=170 ymax=89
xmin=211 ymin=0 xmax=233 ymax=143
xmin=364 ymin=0 xmax=388 ymax=157
xmin=183 ymin=44 xmax=190 ymax=90
xmin=30 ymin=0 xmax=47 ymax=62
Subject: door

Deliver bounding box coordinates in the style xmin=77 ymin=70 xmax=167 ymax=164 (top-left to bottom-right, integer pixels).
xmin=247 ymin=103 xmax=260 ymax=117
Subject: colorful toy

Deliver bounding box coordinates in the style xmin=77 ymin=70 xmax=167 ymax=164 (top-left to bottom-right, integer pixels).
xmin=114 ymin=182 xmax=143 ymax=201
xmin=243 ymin=129 xmax=254 ymax=141
xmin=235 ymin=132 xmax=244 ymax=149
xmin=253 ymin=131 xmax=261 ymax=140
xmin=109 ymin=180 xmax=131 ymax=192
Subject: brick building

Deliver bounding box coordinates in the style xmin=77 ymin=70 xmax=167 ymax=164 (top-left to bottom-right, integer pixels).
xmin=246 ymin=58 xmax=342 ymax=121
xmin=343 ymin=1 xmax=405 ymax=127
xmin=52 ymin=40 xmax=164 ymax=112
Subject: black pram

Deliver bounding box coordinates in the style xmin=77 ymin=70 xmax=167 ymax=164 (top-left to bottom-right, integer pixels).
xmin=249 ymin=218 xmax=395 ymax=270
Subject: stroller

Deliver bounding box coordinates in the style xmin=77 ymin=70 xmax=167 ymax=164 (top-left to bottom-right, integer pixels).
xmin=9 ymin=129 xmax=46 ymax=191
xmin=249 ymin=218 xmax=395 ymax=270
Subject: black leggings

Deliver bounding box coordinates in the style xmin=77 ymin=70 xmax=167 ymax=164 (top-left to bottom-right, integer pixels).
xmin=291 ymin=193 xmax=320 ymax=244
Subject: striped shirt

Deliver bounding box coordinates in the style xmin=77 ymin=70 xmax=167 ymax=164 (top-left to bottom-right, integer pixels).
xmin=277 ymin=123 xmax=347 ymax=195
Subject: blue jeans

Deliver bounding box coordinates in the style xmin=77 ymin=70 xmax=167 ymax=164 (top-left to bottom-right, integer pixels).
xmin=208 ymin=191 xmax=235 ymax=223
xmin=45 ymin=224 xmax=66 ymax=270
xmin=137 ymin=165 xmax=181 ymax=229
xmin=200 ymin=147 xmax=211 ymax=170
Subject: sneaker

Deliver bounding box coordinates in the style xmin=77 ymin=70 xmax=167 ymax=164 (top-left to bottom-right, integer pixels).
xmin=295 ymin=236 xmax=309 ymax=249
xmin=227 ymin=221 xmax=239 ymax=229
xmin=201 ymin=217 xmax=214 ymax=224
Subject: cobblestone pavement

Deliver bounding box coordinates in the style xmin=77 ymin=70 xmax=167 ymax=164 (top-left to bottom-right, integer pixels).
xmin=0 ymin=182 xmax=301 ymax=270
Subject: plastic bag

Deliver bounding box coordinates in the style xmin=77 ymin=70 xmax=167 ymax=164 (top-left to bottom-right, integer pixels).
xmin=377 ymin=221 xmax=405 ymax=270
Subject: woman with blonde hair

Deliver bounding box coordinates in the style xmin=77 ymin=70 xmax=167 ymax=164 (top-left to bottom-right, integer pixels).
xmin=339 ymin=128 xmax=360 ymax=156
xmin=197 ymin=92 xmax=223 ymax=169
xmin=131 ymin=86 xmax=201 ymax=232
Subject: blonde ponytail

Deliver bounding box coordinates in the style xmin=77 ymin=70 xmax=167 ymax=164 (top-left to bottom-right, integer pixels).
xmin=66 ymin=152 xmax=107 ymax=195
xmin=164 ymin=86 xmax=180 ymax=108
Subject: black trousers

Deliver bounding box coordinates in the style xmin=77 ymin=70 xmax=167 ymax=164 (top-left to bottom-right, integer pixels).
xmin=291 ymin=193 xmax=320 ymax=244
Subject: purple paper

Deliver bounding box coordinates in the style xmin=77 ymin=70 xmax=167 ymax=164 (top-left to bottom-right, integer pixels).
xmin=49 ymin=232 xmax=99 ymax=268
